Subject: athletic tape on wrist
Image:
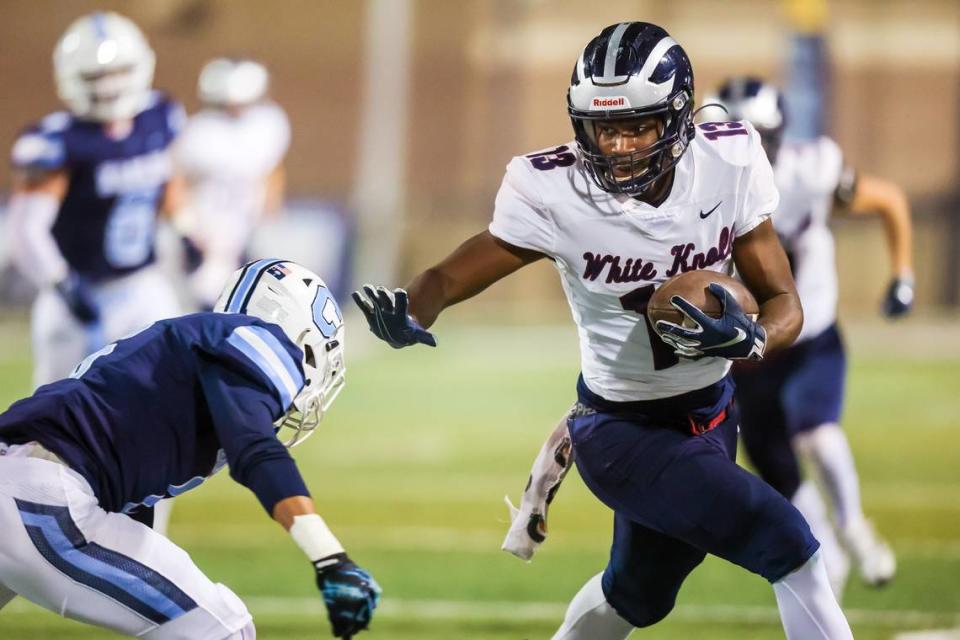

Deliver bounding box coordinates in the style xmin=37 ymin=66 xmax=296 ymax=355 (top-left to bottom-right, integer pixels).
xmin=290 ymin=513 xmax=345 ymax=562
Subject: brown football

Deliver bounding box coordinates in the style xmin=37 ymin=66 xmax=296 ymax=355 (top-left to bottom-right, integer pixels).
xmin=648 ymin=270 xmax=758 ymax=334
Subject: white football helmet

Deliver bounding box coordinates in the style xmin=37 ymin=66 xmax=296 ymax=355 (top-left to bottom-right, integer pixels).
xmin=197 ymin=57 xmax=269 ymax=108
xmin=215 ymin=259 xmax=346 ymax=447
xmin=53 ymin=12 xmax=156 ymax=122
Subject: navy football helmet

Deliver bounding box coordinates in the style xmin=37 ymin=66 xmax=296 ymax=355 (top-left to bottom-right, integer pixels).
xmin=568 ymin=22 xmax=695 ymax=197
xmin=713 ymin=76 xmax=786 ymax=163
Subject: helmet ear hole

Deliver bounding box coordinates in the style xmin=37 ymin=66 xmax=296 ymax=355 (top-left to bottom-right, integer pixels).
xmin=303 ymin=344 xmax=316 ymax=368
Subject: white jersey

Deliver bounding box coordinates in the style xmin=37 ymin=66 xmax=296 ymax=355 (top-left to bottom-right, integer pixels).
xmin=490 ymin=121 xmax=778 ymax=401
xmin=173 ymin=101 xmax=290 ymax=256
xmin=773 ymin=137 xmax=845 ymax=343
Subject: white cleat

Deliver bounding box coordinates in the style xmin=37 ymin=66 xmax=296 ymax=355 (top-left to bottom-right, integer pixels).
xmin=843 ymin=519 xmax=896 ymax=587
xmin=501 ymin=495 xmax=546 ymax=561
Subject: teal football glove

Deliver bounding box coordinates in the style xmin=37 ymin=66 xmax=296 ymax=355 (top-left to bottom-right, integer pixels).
xmin=314 ymin=553 xmax=381 ymax=638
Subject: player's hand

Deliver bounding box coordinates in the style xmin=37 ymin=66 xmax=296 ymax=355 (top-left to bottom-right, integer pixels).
xmin=882 ymin=276 xmax=914 ymax=318
xmin=352 ymin=285 xmax=437 ymax=349
xmin=655 ymin=283 xmax=766 ymax=360
xmin=314 ymin=553 xmax=381 ymax=638
xmin=55 ymin=272 xmax=100 ymax=325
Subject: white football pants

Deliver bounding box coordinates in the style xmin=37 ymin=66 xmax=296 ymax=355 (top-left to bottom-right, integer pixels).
xmin=31 ymin=266 xmax=181 ymax=388
xmin=0 ymin=442 xmax=252 ymax=639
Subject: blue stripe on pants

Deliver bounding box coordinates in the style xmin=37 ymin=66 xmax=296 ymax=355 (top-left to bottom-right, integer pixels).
xmin=15 ymin=499 xmax=197 ymax=624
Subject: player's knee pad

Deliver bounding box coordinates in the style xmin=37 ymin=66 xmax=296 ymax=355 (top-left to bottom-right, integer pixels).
xmin=602 ymin=573 xmax=677 ymax=628
xmin=606 ymin=589 xmax=676 ymax=628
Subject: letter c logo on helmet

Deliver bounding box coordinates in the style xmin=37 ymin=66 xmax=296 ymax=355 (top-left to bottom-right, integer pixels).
xmin=568 ymin=22 xmax=696 ymax=197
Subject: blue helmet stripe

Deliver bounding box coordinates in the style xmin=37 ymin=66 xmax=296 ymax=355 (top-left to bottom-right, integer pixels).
xmin=225 ymin=259 xmax=284 ymax=313
xmin=92 ymin=12 xmax=109 ymax=41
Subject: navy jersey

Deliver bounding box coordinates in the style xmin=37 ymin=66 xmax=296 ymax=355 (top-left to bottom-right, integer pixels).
xmin=0 ymin=313 xmax=309 ymax=516
xmin=10 ymin=92 xmax=184 ymax=281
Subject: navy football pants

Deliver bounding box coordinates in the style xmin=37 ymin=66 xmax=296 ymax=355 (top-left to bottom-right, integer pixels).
xmin=734 ymin=324 xmax=847 ymax=498
xmin=568 ymin=378 xmax=819 ymax=628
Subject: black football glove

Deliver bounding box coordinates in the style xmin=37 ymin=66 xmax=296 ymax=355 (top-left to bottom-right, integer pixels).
xmin=881 ymin=276 xmax=914 ymax=318
xmin=656 ymin=283 xmax=766 ymax=360
xmin=55 ymin=272 xmax=100 ymax=325
xmin=314 ymin=553 xmax=381 ymax=639
xmin=352 ymin=284 xmax=437 ymax=349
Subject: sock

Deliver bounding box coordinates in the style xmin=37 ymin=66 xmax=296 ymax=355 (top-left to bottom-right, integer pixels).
xmin=552 ymin=573 xmax=635 ymax=640
xmin=791 ymin=481 xmax=849 ymax=597
xmin=152 ymin=499 xmax=174 ymax=537
xmin=793 ymin=423 xmax=864 ymax=531
xmin=773 ymin=551 xmax=853 ymax=640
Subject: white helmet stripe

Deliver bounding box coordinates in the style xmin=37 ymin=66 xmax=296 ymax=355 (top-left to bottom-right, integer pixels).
xmin=637 ymin=36 xmax=679 ymax=86
xmin=600 ymin=23 xmax=631 ymax=82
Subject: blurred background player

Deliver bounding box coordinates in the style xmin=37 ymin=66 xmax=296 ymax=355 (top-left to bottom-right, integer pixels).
xmin=709 ymin=76 xmax=914 ymax=593
xmin=0 ymin=259 xmax=379 ymax=639
xmin=173 ymin=57 xmax=290 ymax=310
xmin=6 ymin=12 xmax=183 ymax=389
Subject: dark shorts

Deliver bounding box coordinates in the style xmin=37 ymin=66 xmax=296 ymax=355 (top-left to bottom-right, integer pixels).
xmin=569 ymin=375 xmax=819 ymax=628
xmin=733 ymin=324 xmax=847 ymax=498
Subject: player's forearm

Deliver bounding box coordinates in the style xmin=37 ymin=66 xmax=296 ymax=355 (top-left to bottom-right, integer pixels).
xmin=876 ymin=189 xmax=913 ymax=278
xmin=849 ymin=175 xmax=914 ymax=277
xmin=272 ymin=495 xmax=317 ymax=530
xmin=406 ymin=266 xmax=475 ymax=329
xmin=406 ymin=231 xmax=543 ymax=329
xmin=274 ymin=496 xmax=348 ymax=562
xmin=7 ymin=191 xmax=69 ymax=287
xmin=758 ymin=291 xmax=803 ymax=353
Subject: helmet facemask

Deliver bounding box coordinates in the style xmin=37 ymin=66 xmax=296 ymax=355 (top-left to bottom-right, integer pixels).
xmin=275 ymin=329 xmax=345 ymax=448
xmin=571 ymin=93 xmax=693 ymax=197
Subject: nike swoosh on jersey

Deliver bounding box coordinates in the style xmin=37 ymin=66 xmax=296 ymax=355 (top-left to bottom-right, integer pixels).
xmin=699 ymin=201 xmax=722 ymax=219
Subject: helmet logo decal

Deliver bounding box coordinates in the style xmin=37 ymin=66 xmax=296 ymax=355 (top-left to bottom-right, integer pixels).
xmin=266 ymin=263 xmax=291 ymax=280
xmin=591 ymin=96 xmax=630 ymax=109
xmin=311 ymin=287 xmax=342 ymax=339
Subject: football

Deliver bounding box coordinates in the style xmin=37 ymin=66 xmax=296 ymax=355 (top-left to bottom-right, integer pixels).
xmin=648 ymin=270 xmax=758 ymax=333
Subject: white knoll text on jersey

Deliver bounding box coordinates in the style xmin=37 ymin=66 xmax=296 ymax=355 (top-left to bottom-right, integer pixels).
xmin=489 ymin=121 xmax=779 ymax=401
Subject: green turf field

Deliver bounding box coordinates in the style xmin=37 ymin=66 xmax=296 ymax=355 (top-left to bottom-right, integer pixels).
xmin=0 ymin=316 xmax=958 ymax=639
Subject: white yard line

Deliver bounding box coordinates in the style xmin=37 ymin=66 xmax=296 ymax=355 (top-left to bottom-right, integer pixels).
xmin=6 ymin=595 xmax=958 ymax=628
xmin=894 ymin=630 xmax=960 ymax=640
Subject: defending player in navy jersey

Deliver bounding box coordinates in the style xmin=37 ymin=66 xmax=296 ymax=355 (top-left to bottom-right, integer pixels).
xmin=6 ymin=12 xmax=183 ymax=389
xmin=0 ymin=260 xmax=380 ymax=639
xmin=355 ymin=22 xmax=852 ymax=640
xmin=711 ymin=76 xmax=913 ymax=593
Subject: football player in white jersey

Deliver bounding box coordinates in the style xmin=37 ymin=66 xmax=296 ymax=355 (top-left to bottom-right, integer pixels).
xmin=6 ymin=12 xmax=183 ymax=390
xmin=173 ymin=57 xmax=291 ymax=310
xmin=712 ymin=76 xmax=913 ymax=593
xmin=355 ymin=22 xmax=852 ymax=640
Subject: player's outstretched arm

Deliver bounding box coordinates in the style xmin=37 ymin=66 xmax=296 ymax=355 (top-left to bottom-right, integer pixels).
xmin=842 ymin=174 xmax=915 ymax=317
xmin=353 ymin=230 xmax=544 ymax=347
xmin=273 ymin=496 xmax=381 ymax=639
xmin=733 ymin=218 xmax=803 ymax=354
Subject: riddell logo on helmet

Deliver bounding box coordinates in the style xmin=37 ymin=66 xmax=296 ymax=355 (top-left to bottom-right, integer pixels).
xmin=591 ymin=96 xmax=629 ymax=109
